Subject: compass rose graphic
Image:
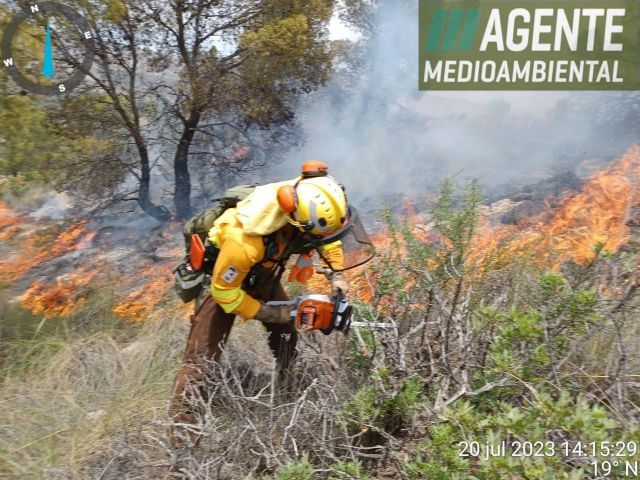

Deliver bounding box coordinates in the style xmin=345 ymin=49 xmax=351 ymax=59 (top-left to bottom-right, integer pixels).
xmin=1 ymin=2 xmax=95 ymax=95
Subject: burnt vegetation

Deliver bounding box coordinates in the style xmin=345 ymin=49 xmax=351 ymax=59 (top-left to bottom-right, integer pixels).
xmin=2 ymin=0 xmax=640 ymax=478
xmin=157 ymin=176 xmax=640 ymax=479
xmin=2 ymin=166 xmax=640 ymax=478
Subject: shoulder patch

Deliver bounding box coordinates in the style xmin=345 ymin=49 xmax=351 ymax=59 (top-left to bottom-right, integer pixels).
xmin=221 ymin=266 xmax=239 ymax=284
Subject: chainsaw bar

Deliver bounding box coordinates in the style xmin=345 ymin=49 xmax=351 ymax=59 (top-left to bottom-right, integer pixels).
xmin=349 ymin=321 xmax=396 ymax=329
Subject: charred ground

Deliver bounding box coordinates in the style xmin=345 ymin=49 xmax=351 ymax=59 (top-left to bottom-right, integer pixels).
xmin=1 ymin=148 xmax=640 ymax=478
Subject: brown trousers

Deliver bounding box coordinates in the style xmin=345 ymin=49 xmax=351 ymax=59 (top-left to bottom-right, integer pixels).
xmin=168 ymin=281 xmax=296 ymax=446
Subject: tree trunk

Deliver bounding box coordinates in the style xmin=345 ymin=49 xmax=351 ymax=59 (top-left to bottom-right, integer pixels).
xmin=173 ymin=111 xmax=200 ymax=219
xmin=136 ymin=135 xmax=170 ymax=221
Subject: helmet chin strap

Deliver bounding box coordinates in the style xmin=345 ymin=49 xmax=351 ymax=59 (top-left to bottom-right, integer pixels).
xmin=287 ymin=212 xmax=314 ymax=231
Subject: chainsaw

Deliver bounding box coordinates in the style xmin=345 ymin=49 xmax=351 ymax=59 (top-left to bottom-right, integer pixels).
xmin=267 ymin=291 xmax=395 ymax=335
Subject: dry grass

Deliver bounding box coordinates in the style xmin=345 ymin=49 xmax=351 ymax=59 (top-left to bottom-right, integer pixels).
xmin=0 ymin=294 xmax=362 ymax=479
xmin=0 ymin=298 xmax=185 ymax=479
xmin=158 ymin=333 xmax=364 ymax=479
xmin=1 ymin=247 xmax=639 ymax=479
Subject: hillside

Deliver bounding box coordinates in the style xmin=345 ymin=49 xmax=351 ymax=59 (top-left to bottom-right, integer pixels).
xmin=1 ymin=147 xmax=640 ymax=478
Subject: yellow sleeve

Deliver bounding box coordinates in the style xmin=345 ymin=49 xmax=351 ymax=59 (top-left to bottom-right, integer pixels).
xmin=319 ymin=241 xmax=344 ymax=270
xmin=211 ymin=236 xmax=262 ymax=320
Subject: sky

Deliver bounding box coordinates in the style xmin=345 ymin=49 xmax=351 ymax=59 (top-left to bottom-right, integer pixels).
xmin=327 ymin=9 xmax=568 ymax=120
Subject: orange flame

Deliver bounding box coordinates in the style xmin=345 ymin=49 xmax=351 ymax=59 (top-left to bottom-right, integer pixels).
xmin=0 ymin=203 xmax=25 ymax=240
xmin=0 ymin=221 xmax=91 ymax=282
xmin=330 ymin=146 xmax=640 ymax=302
xmin=471 ymin=146 xmax=640 ymax=269
xmin=20 ymin=269 xmax=97 ymax=318
xmin=7 ymin=146 xmax=640 ymax=322
xmin=111 ymin=266 xmax=176 ymax=322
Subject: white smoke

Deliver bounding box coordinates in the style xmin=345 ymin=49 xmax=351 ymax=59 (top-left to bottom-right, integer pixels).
xmin=272 ymin=1 xmax=639 ymax=209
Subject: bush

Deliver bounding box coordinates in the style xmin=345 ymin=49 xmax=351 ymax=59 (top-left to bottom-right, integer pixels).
xmin=341 ymin=372 xmax=424 ymax=448
xmin=2 ymin=178 xmax=637 ymax=479
xmin=403 ymin=423 xmax=470 ymax=480
xmin=271 ymin=453 xmax=315 ymax=480
xmin=328 ymin=459 xmax=370 ymax=480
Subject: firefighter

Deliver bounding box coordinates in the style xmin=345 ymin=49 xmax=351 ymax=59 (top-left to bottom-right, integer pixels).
xmin=169 ymin=161 xmax=350 ymax=447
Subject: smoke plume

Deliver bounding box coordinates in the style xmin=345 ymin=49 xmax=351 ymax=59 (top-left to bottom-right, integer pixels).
xmin=271 ymin=1 xmax=640 ymax=210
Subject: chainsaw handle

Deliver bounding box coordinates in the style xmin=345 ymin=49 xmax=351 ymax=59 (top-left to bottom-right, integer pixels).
xmin=333 ymin=288 xmax=344 ymax=304
xmin=320 ymin=289 xmax=348 ymax=335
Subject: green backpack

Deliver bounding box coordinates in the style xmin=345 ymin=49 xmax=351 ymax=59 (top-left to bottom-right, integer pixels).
xmin=182 ymin=184 xmax=257 ymax=254
xmin=176 ymin=184 xmax=257 ymax=305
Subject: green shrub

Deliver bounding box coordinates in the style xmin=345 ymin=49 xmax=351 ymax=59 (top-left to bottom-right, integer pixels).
xmin=486 ymin=308 xmax=548 ymax=381
xmin=328 ymin=459 xmax=370 ymax=480
xmin=403 ymin=390 xmax=635 ymax=479
xmin=382 ymin=375 xmax=423 ymax=433
xmin=342 ymin=374 xmax=424 ymax=439
xmin=271 ymin=453 xmax=315 ymax=480
xmin=342 ymin=385 xmax=379 ymax=429
xmin=403 ymin=423 xmax=470 ymax=480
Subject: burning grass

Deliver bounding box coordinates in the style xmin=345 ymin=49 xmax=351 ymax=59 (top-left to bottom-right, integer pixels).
xmin=2 ymin=148 xmax=640 ymax=478
xmin=20 ymin=269 xmax=97 ymax=318
xmin=0 ymin=220 xmax=91 ymax=282
xmin=470 ymin=146 xmax=640 ymax=270
xmin=0 ymin=205 xmax=185 ymax=321
xmin=0 ymin=202 xmax=24 ymax=241
xmin=112 ymin=268 xmax=176 ymax=322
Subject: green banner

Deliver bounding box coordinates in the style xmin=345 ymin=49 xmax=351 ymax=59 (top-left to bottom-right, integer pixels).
xmin=419 ymin=0 xmax=640 ymax=90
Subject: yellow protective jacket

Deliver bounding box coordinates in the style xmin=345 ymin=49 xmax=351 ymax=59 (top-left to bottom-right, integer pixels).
xmin=207 ymin=181 xmax=343 ymax=320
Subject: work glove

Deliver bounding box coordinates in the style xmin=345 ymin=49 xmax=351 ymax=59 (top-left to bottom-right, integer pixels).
xmin=329 ymin=272 xmax=349 ymax=296
xmin=254 ymin=302 xmax=292 ymax=324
